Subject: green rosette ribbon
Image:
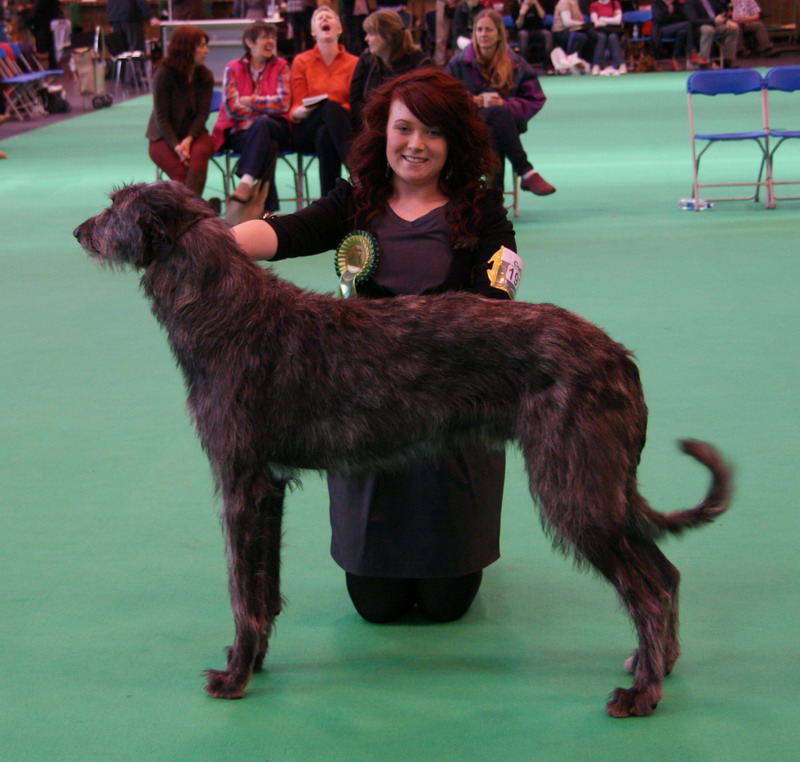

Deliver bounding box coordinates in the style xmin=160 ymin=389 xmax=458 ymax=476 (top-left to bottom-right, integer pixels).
xmin=335 ymin=230 xmax=379 ymax=299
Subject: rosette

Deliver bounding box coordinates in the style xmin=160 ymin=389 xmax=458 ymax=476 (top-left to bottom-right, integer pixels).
xmin=335 ymin=230 xmax=379 ymax=299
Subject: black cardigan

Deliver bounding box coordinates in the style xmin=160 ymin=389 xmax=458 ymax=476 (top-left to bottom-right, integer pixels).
xmin=268 ymin=180 xmax=517 ymax=300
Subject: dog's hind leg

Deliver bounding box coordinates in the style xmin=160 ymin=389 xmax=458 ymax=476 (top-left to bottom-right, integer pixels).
xmin=583 ymin=536 xmax=680 ymax=717
xmin=254 ymin=480 xmax=286 ymax=672
xmin=205 ymin=477 xmax=286 ymax=699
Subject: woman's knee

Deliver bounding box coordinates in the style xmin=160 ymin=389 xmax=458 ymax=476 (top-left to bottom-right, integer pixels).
xmin=415 ymin=571 xmax=483 ymax=623
xmin=345 ymin=573 xmax=415 ymax=623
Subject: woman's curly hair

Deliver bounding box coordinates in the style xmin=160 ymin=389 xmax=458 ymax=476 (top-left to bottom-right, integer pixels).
xmin=348 ymin=68 xmax=499 ymax=249
xmin=162 ymin=25 xmax=212 ymax=84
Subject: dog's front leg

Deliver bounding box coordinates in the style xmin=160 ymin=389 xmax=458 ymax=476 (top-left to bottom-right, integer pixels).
xmin=205 ymin=480 xmax=284 ymax=699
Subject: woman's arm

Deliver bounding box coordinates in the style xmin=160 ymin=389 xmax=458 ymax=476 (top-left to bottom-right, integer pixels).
xmin=233 ymin=219 xmax=279 ymax=260
xmin=502 ymin=58 xmax=546 ymax=125
xmin=152 ymin=69 xmax=180 ymax=149
xmin=187 ymin=77 xmax=213 ymax=138
xmin=251 ymin=62 xmax=292 ymax=115
xmin=471 ymin=189 xmax=517 ymax=299
xmin=233 ymin=180 xmax=354 ymax=261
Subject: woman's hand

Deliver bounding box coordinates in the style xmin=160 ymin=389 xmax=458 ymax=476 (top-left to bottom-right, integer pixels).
xmin=291 ymin=104 xmax=311 ymax=121
xmin=481 ymin=92 xmax=504 ymax=107
xmin=239 ymin=95 xmax=253 ymax=109
xmin=175 ymin=136 xmax=193 ymax=165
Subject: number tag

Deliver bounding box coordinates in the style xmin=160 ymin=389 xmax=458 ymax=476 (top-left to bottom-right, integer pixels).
xmin=487 ymin=246 xmax=523 ymax=299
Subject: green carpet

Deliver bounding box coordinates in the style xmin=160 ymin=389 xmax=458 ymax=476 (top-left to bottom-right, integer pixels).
xmin=1 ymin=73 xmax=799 ymax=761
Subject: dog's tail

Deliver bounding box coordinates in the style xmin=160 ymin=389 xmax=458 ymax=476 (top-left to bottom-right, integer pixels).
xmin=644 ymin=439 xmax=732 ymax=536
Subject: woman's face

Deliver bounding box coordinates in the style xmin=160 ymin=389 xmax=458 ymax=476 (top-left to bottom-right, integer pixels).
xmin=193 ymin=39 xmax=209 ymax=67
xmin=474 ymin=18 xmax=500 ymax=56
xmin=385 ymin=98 xmax=448 ymax=190
xmin=247 ymin=32 xmax=276 ymax=63
xmin=365 ymin=29 xmax=389 ymax=59
xmin=311 ymin=8 xmax=342 ymax=41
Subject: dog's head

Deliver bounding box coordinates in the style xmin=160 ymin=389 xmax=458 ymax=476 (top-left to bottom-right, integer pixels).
xmin=73 ymin=181 xmax=218 ymax=269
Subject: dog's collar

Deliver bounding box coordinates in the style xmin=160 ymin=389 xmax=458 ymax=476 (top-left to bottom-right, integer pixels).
xmin=153 ymin=215 xmax=206 ymax=260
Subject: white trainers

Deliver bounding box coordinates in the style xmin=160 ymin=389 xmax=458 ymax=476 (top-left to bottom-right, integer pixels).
xmin=618 ymin=63 xmax=628 ymax=74
xmin=591 ymin=64 xmax=601 ymax=75
xmin=601 ymin=66 xmax=616 ymax=76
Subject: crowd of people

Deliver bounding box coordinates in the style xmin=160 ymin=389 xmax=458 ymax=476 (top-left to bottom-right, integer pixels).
xmin=147 ymin=4 xmax=560 ymax=207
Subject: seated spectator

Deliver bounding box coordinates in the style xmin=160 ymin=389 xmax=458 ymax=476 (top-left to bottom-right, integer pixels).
xmin=445 ymin=9 xmax=555 ymax=196
xmin=684 ymin=0 xmax=739 ymax=68
xmin=512 ymin=0 xmax=554 ymax=68
xmin=289 ymin=5 xmax=358 ymax=195
xmin=552 ymin=0 xmax=590 ymax=59
xmin=453 ymin=0 xmax=486 ymax=50
xmin=589 ymin=0 xmax=625 ymax=75
xmin=350 ymin=9 xmax=431 ymax=128
xmin=731 ymin=0 xmax=777 ymax=57
xmin=212 ymin=21 xmax=291 ymax=224
xmin=652 ymin=0 xmax=694 ymax=70
xmin=146 ymin=25 xmax=214 ymax=196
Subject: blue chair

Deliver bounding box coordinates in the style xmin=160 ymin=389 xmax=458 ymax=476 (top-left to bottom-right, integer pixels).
xmin=686 ymin=69 xmax=769 ymax=208
xmin=762 ymin=65 xmax=800 ymax=208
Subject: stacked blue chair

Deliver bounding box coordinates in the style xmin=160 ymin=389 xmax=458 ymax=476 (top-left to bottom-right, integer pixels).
xmin=762 ymin=66 xmax=800 ymax=209
xmin=685 ymin=68 xmax=769 ymax=209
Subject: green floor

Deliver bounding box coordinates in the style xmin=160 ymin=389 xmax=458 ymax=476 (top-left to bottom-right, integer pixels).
xmin=2 ymin=72 xmax=799 ymax=760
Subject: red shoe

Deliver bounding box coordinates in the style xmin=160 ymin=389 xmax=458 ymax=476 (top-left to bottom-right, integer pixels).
xmin=520 ymin=172 xmax=556 ymax=196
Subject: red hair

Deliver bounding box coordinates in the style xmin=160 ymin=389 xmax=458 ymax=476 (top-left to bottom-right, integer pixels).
xmin=348 ymin=68 xmax=499 ymax=248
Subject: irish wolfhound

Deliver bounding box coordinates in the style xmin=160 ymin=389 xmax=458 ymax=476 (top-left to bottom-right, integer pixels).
xmin=73 ymin=181 xmax=732 ymax=717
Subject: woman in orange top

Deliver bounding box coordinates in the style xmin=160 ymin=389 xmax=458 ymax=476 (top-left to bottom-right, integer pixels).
xmin=289 ymin=5 xmax=358 ymax=195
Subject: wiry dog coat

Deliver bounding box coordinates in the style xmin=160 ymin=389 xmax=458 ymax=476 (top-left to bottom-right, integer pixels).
xmin=74 ymin=182 xmax=732 ymax=717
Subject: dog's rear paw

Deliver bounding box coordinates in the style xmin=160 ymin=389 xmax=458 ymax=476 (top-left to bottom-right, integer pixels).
xmin=204 ymin=669 xmax=246 ymax=699
xmin=605 ymin=687 xmax=660 ymax=718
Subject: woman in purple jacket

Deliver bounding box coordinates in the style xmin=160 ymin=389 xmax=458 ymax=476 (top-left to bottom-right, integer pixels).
xmin=445 ymin=8 xmax=555 ymax=196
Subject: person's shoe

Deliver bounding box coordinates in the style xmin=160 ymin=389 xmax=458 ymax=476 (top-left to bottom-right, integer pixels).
xmin=591 ymin=64 xmax=601 ymax=75
xmin=601 ymin=66 xmax=616 ymax=76
xmin=520 ymin=172 xmax=556 ymax=196
xmin=762 ymin=46 xmax=780 ymax=58
xmin=617 ymin=63 xmax=627 ymax=74
xmin=691 ymin=52 xmax=710 ymax=66
xmin=0 ymin=113 xmax=10 ymax=125
xmin=723 ymin=60 xmax=737 ymax=69
xmin=230 ymin=181 xmax=254 ymax=203
xmin=669 ymin=58 xmax=682 ymax=71
xmin=0 ymin=151 xmax=7 ymax=159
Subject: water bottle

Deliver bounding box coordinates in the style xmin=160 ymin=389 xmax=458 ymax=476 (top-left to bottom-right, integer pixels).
xmin=633 ymin=24 xmax=640 ymax=39
xmin=267 ymin=0 xmax=276 ymax=18
xmin=678 ymin=198 xmax=713 ymax=211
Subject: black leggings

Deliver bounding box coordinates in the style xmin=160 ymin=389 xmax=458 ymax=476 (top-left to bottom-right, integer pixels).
xmin=345 ymin=570 xmax=483 ymax=623
xmin=481 ymin=105 xmax=534 ymax=188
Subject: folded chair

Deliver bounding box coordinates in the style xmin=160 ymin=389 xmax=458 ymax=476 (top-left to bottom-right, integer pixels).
xmin=762 ymin=65 xmax=800 ymax=208
xmin=686 ymin=68 xmax=769 ymax=209
xmin=0 ymin=45 xmax=47 ymax=120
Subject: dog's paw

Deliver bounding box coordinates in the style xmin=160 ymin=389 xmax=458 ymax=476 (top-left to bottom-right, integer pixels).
xmin=605 ymin=687 xmax=660 ymax=718
xmin=204 ymin=669 xmax=246 ymax=699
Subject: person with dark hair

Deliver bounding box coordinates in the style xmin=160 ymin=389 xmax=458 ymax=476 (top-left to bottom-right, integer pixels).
xmin=651 ymin=0 xmax=693 ymax=70
xmin=446 ymin=9 xmax=554 ymax=196
xmin=212 ymin=21 xmax=290 ymax=223
xmin=28 ymin=0 xmax=61 ymax=67
xmin=589 ymin=0 xmax=625 ymax=75
xmin=106 ymin=0 xmax=159 ymax=53
xmin=288 ymin=5 xmax=358 ymax=195
xmin=349 ymin=9 xmax=431 ymax=127
xmin=684 ymin=0 xmax=739 ymax=69
xmin=232 ymin=68 xmax=518 ymax=623
xmin=146 ymin=25 xmax=214 ymax=195
xmin=512 ymin=0 xmax=554 ymax=67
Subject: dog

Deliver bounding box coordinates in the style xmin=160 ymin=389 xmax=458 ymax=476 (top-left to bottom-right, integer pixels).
xmin=73 ymin=181 xmax=732 ymax=717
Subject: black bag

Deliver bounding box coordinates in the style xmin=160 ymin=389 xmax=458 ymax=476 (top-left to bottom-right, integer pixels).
xmin=43 ymin=87 xmax=72 ymax=114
